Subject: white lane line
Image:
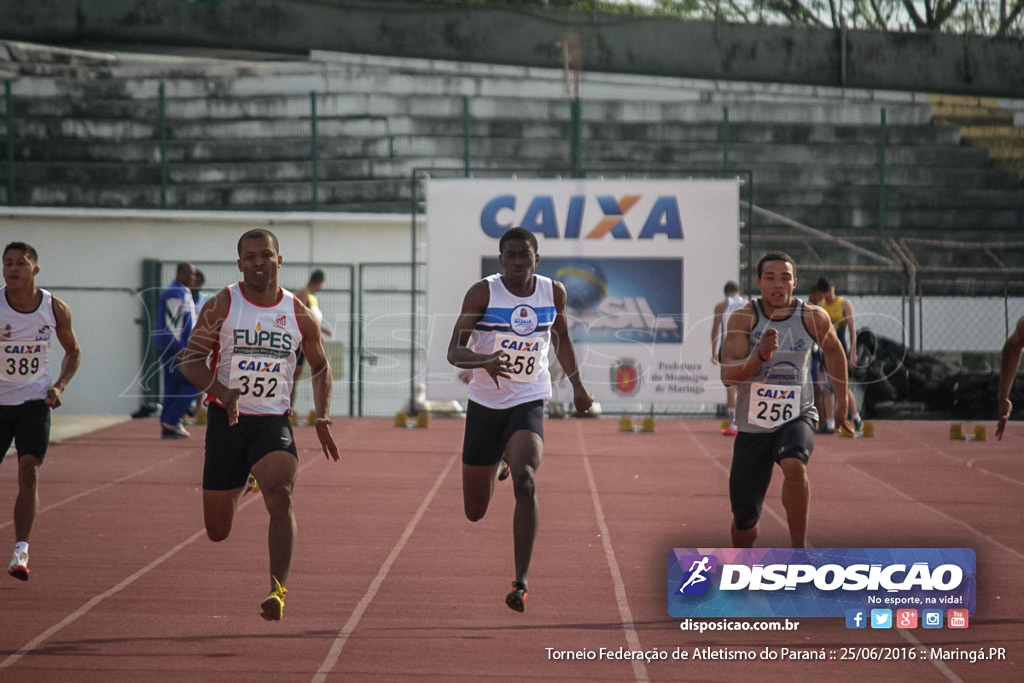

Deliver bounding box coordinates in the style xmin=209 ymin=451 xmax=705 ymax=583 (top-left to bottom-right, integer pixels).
xmin=0 ymin=455 xmax=305 ymax=670
xmin=311 ymin=452 xmax=458 ymax=683
xmin=578 ymin=426 xmax=649 ymax=683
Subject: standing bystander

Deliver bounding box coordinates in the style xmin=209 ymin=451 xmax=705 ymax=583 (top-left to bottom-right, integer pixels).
xmin=711 ymin=280 xmax=746 ymax=435
xmin=155 ymin=262 xmax=198 ymax=438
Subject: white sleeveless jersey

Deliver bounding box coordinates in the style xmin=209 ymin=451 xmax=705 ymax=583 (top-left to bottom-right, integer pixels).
xmin=722 ymin=294 xmax=746 ymax=328
xmin=468 ymin=274 xmax=555 ymax=409
xmin=212 ymin=283 xmax=303 ymax=416
xmin=716 ymin=294 xmax=747 ymax=358
xmin=0 ymin=287 xmax=57 ymax=405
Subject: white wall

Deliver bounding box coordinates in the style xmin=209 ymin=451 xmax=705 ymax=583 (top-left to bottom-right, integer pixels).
xmin=0 ymin=208 xmax=418 ymax=415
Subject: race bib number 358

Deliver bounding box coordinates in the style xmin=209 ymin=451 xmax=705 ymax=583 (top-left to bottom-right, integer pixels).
xmin=493 ymin=333 xmax=545 ymax=383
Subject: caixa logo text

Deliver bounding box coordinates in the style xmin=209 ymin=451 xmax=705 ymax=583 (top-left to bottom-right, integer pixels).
xmin=480 ymin=195 xmax=684 ymax=239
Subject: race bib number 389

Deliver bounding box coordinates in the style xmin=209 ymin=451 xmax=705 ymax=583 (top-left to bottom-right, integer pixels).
xmin=0 ymin=342 xmax=47 ymax=383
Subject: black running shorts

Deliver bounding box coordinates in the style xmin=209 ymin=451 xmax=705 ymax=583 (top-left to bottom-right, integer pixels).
xmin=202 ymin=403 xmax=298 ymax=490
xmin=729 ymin=414 xmax=816 ymax=531
xmin=461 ymin=399 xmax=544 ymax=467
xmin=0 ymin=400 xmax=51 ymax=463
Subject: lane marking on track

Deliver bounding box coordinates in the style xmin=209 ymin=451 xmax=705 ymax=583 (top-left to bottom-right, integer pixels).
xmin=0 ymin=452 xmax=310 ymax=671
xmin=577 ymin=423 xmax=650 ymax=683
xmin=311 ymin=452 xmax=459 ymax=683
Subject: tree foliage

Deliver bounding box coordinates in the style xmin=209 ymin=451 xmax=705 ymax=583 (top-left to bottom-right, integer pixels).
xmin=424 ymin=0 xmax=1024 ymax=36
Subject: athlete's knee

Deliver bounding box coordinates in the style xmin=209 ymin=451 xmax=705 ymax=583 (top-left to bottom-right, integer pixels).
xmin=732 ymin=512 xmax=760 ymax=532
xmin=731 ymin=498 xmax=762 ymax=532
xmin=205 ymin=523 xmax=232 ymax=542
xmin=464 ymin=504 xmax=487 ymax=523
xmin=511 ymin=465 xmax=537 ymax=501
xmin=778 ymin=456 xmax=808 ymax=480
xmin=262 ymin=481 xmax=295 ymax=517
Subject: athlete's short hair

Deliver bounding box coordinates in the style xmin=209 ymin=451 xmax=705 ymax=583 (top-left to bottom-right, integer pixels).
xmin=756 ymin=251 xmax=796 ymax=278
xmin=237 ymin=228 xmax=279 ymax=255
xmin=3 ymin=242 xmax=38 ymax=263
xmin=499 ymin=226 xmax=538 ymax=254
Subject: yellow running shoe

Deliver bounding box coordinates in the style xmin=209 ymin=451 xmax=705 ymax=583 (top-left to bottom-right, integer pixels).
xmin=260 ymin=576 xmax=287 ymax=621
xmin=242 ymin=473 xmax=260 ymax=497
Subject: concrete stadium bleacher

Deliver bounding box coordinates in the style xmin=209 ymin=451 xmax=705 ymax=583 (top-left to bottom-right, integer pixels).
xmin=1 ymin=40 xmax=1022 ymax=245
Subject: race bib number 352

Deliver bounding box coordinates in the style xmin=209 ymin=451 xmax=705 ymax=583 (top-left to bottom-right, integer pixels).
xmin=228 ymin=355 xmax=286 ymax=403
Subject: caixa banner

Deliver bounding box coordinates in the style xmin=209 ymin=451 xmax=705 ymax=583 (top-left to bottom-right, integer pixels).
xmin=668 ymin=548 xmax=976 ymax=618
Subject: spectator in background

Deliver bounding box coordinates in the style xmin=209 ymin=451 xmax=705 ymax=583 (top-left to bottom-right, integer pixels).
xmin=155 ymin=262 xmax=198 ymax=438
xmin=809 ymin=277 xmax=863 ymax=433
xmin=189 ymin=269 xmax=211 ymax=418
xmin=191 ymin=269 xmax=211 ymax=311
xmin=996 ymin=316 xmax=1024 ymax=440
xmin=291 ymin=269 xmax=332 ymax=410
xmin=711 ymin=280 xmax=746 ymax=435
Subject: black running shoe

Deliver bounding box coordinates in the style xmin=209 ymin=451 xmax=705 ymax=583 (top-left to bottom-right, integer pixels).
xmin=505 ymin=580 xmax=527 ymax=612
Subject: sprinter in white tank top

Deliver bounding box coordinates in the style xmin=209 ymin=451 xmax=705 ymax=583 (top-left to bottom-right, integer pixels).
xmin=1 ymin=241 xmax=82 ymax=581
xmin=447 ymin=227 xmax=593 ymax=613
xmin=180 ymin=229 xmax=339 ymax=621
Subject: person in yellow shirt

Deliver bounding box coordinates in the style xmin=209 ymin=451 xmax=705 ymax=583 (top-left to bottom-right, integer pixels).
xmin=809 ymin=278 xmax=862 ymax=433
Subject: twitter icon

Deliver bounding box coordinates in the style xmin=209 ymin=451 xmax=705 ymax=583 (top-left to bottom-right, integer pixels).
xmin=870 ymin=609 xmax=893 ymax=629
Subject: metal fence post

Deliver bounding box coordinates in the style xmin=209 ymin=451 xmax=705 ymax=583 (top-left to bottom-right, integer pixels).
xmin=140 ymin=259 xmax=163 ymax=411
xmin=570 ymin=99 xmax=582 ymax=178
xmin=877 ymin=108 xmax=887 ymax=237
xmin=159 ymin=84 xmax=167 ymax=209
xmin=311 ymin=91 xmax=319 ymax=211
xmin=721 ymin=105 xmax=730 ymax=171
xmin=462 ymin=95 xmax=470 ymax=178
xmin=5 ymin=81 xmax=14 ymax=206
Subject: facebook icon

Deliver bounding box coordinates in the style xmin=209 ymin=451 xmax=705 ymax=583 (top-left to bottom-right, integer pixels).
xmin=845 ymin=609 xmax=866 ymax=629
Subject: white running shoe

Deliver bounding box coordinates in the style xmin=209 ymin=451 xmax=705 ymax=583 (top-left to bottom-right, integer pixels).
xmin=8 ymin=550 xmax=29 ymax=581
xmin=161 ymin=422 xmax=191 ymax=439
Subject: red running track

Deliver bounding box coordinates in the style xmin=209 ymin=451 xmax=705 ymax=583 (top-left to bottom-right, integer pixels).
xmin=0 ymin=417 xmax=1021 ymax=682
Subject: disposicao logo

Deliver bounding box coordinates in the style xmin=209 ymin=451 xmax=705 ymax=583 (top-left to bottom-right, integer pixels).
xmin=667 ymin=548 xmax=976 ymax=619
xmin=676 ymin=555 xmax=718 ymax=596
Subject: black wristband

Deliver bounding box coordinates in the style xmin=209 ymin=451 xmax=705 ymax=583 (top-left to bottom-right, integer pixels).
xmin=758 ymin=349 xmax=769 ymax=362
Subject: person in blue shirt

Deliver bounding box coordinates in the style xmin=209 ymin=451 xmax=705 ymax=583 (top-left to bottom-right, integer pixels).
xmin=155 ymin=262 xmax=198 ymax=438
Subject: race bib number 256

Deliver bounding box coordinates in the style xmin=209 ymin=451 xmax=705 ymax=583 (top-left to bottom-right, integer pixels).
xmin=748 ymin=382 xmax=800 ymax=429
